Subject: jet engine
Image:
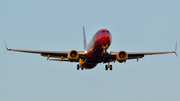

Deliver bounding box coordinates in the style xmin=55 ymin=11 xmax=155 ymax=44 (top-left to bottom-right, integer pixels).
xmin=67 ymin=50 xmax=79 ymax=62
xmin=116 ymin=51 xmax=128 ymax=63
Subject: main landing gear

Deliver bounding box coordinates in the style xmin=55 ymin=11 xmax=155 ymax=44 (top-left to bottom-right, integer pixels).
xmin=105 ymin=62 xmax=112 ymax=71
xmin=77 ymin=58 xmax=84 ymax=70
xmin=77 ymin=64 xmax=84 ymax=70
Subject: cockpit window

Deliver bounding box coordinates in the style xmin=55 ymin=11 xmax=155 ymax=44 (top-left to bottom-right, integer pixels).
xmin=99 ymin=30 xmax=110 ymax=34
xmin=101 ymin=31 xmax=110 ymax=33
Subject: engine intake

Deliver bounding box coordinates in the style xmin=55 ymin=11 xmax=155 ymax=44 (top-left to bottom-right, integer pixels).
xmin=116 ymin=51 xmax=128 ymax=63
xmin=67 ymin=50 xmax=79 ymax=62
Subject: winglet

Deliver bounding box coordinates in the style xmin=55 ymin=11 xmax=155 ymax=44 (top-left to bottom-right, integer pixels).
xmin=175 ymin=41 xmax=177 ymax=51
xmin=4 ymin=39 xmax=11 ymax=51
xmin=83 ymin=26 xmax=87 ymax=50
xmin=174 ymin=41 xmax=178 ymax=57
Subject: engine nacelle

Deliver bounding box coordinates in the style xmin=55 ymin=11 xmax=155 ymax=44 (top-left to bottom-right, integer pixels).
xmin=116 ymin=51 xmax=128 ymax=63
xmin=67 ymin=50 xmax=79 ymax=62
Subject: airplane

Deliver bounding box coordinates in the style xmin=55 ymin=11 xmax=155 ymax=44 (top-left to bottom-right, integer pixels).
xmin=5 ymin=27 xmax=178 ymax=70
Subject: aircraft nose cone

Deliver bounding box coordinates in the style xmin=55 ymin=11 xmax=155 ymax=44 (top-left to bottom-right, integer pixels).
xmin=104 ymin=34 xmax=109 ymax=38
xmin=103 ymin=33 xmax=112 ymax=45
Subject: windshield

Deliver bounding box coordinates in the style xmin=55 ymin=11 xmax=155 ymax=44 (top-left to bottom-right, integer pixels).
xmin=100 ymin=31 xmax=110 ymax=34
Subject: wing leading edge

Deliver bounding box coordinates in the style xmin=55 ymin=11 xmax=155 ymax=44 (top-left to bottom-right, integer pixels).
xmin=107 ymin=42 xmax=178 ymax=61
xmin=6 ymin=48 xmax=87 ymax=61
xmin=127 ymin=42 xmax=178 ymax=58
xmin=103 ymin=51 xmax=176 ymax=64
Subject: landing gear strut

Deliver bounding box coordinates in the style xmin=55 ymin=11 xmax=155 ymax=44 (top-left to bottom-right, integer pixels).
xmin=77 ymin=58 xmax=84 ymax=70
xmin=105 ymin=62 xmax=112 ymax=71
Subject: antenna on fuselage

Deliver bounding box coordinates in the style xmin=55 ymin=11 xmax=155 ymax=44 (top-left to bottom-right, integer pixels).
xmin=83 ymin=26 xmax=87 ymax=50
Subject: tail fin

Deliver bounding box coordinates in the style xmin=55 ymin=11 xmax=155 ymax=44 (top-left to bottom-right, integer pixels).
xmin=83 ymin=26 xmax=87 ymax=50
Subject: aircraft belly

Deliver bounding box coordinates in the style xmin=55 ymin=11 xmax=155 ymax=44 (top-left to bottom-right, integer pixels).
xmin=83 ymin=46 xmax=104 ymax=69
xmin=82 ymin=62 xmax=98 ymax=69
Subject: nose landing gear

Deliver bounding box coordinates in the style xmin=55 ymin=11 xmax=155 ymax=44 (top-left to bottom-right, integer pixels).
xmin=102 ymin=44 xmax=108 ymax=53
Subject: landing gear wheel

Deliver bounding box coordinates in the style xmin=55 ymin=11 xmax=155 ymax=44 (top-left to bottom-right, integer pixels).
xmin=110 ymin=65 xmax=112 ymax=70
xmin=105 ymin=65 xmax=108 ymax=70
xmin=81 ymin=67 xmax=84 ymax=70
xmin=77 ymin=64 xmax=80 ymax=70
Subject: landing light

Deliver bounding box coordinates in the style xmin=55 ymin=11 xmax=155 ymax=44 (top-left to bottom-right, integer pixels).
xmin=108 ymin=51 xmax=111 ymax=54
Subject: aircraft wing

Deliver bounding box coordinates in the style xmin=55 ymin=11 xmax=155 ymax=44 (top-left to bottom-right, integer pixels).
xmin=116 ymin=51 xmax=175 ymax=57
xmin=127 ymin=51 xmax=176 ymax=59
xmin=104 ymin=51 xmax=177 ymax=63
xmin=7 ymin=48 xmax=68 ymax=54
xmin=104 ymin=42 xmax=178 ymax=62
xmin=6 ymin=48 xmax=87 ymax=61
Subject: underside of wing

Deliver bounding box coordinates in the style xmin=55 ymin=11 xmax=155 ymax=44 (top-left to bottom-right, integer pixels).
xmin=127 ymin=51 xmax=176 ymax=59
xmin=8 ymin=48 xmax=69 ymax=54
xmin=103 ymin=51 xmax=176 ymax=63
xmin=7 ymin=48 xmax=87 ymax=61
